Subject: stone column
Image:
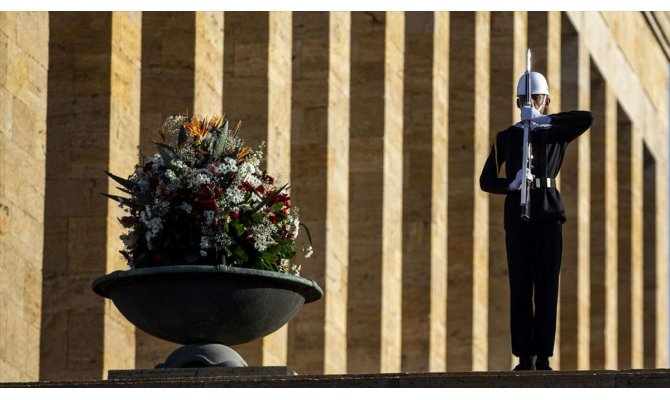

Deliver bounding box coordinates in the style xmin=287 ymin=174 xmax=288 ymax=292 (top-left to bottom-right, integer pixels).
xmin=630 ymin=123 xmax=643 ymax=369
xmin=400 ymin=11 xmax=436 ymax=373
xmin=0 ymin=11 xmax=48 ymax=382
xmin=263 ymin=11 xmax=293 ymax=367
xmin=104 ymin=12 xmax=142 ymax=376
xmin=135 ymin=11 xmax=196 ymax=369
xmin=194 ymin=12 xmax=224 ymax=115
xmin=286 ymin=11 xmax=334 ymax=374
xmin=223 ymin=11 xmax=269 ymax=366
xmin=428 ymin=11 xmax=449 ymax=373
xmin=40 ymin=11 xmax=138 ymax=380
xmin=347 ymin=11 xmax=404 ymax=373
xmin=616 ymin=105 xmax=633 ymax=370
xmin=487 ymin=11 xmax=526 ymax=372
xmin=642 ymin=145 xmax=657 ymax=368
xmin=558 ymin=12 xmax=579 ymax=371
xmin=446 ymin=11 xmax=490 ymax=372
xmin=575 ymin=34 xmax=591 ymax=371
xmin=589 ymin=64 xmax=606 ymax=370
xmin=323 ymin=11 xmax=351 ymax=374
xmin=604 ymin=85 xmax=619 ymax=370
xmin=380 ymin=11 xmax=404 ymax=373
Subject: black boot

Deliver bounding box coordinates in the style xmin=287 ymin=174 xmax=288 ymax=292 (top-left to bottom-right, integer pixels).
xmin=513 ymin=356 xmax=535 ymax=371
xmin=535 ymin=356 xmax=552 ymax=370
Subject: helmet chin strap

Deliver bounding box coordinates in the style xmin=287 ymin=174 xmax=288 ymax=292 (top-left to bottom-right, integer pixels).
xmin=534 ymin=94 xmax=547 ymax=114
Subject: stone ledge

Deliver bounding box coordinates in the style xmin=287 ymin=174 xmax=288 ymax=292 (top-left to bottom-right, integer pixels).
xmin=2 ymin=369 xmax=669 ymax=388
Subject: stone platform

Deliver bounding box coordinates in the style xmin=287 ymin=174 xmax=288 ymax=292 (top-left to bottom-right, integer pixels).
xmin=2 ymin=368 xmax=669 ymax=388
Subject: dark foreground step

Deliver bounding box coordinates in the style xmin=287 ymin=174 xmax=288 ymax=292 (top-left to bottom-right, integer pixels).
xmin=3 ymin=367 xmax=669 ymax=388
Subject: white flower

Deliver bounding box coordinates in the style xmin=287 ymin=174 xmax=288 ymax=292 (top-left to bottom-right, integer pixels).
xmin=170 ymin=159 xmax=187 ymax=171
xmin=251 ymin=219 xmax=277 ymax=251
xmin=200 ymin=236 xmax=211 ymax=249
xmin=215 ymin=157 xmax=238 ymax=174
xmin=303 ymin=245 xmax=313 ymax=259
xmin=165 ymin=169 xmax=177 ymax=181
xmin=192 ymin=172 xmax=211 ymax=187
xmin=179 ymin=202 xmax=193 ymax=214
xmin=226 ymin=187 xmax=245 ymax=204
xmin=203 ymin=210 xmax=216 ymax=225
xmin=290 ymin=264 xmax=301 ymax=276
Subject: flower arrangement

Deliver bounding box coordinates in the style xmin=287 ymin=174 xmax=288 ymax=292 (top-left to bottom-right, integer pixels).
xmin=104 ymin=114 xmax=312 ymax=275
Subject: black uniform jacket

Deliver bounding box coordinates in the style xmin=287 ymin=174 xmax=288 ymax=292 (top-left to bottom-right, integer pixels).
xmin=479 ymin=111 xmax=593 ymax=228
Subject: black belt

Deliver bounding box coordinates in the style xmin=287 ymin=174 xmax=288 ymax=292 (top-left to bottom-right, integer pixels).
xmin=531 ymin=177 xmax=556 ymax=189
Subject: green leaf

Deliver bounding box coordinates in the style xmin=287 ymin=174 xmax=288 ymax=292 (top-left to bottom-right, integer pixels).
xmin=105 ymin=171 xmax=139 ymax=191
xmin=233 ymin=246 xmax=248 ymax=263
xmin=248 ymin=183 xmax=289 ymax=215
xmin=154 ymin=142 xmax=175 ymax=165
xmin=211 ymin=120 xmax=229 ymax=161
xmin=178 ymin=125 xmax=187 ymax=147
xmin=101 ymin=192 xmax=131 ymax=205
xmin=300 ymin=222 xmax=314 ymax=247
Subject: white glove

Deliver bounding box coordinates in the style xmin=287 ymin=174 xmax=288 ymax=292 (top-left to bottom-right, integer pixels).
xmin=508 ymin=168 xmax=535 ymax=191
xmin=521 ymin=105 xmax=542 ymax=121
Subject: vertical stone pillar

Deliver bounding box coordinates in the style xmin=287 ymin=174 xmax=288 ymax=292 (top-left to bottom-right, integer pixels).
xmin=104 ymin=12 xmax=142 ymax=376
xmin=41 ymin=11 xmax=137 ymax=380
xmin=287 ymin=11 xmax=331 ymax=374
xmin=616 ymin=105 xmax=633 ymax=370
xmin=380 ymin=11 xmax=404 ymax=373
xmin=576 ymin=36 xmax=591 ymax=372
xmin=194 ymin=12 xmax=224 ymax=115
xmin=588 ymin=64 xmax=606 ymax=370
xmin=323 ymin=11 xmax=351 ymax=374
xmin=642 ymin=145 xmax=657 ymax=368
xmin=223 ymin=11 xmax=269 ymax=366
xmin=428 ymin=11 xmax=449 ymax=373
xmin=135 ymin=11 xmax=196 ymax=369
xmin=654 ymin=137 xmax=669 ymax=369
xmin=400 ymin=11 xmax=436 ymax=373
xmin=604 ymin=85 xmax=619 ymax=370
xmin=447 ymin=11 xmax=490 ymax=372
xmin=0 ymin=11 xmax=48 ymax=382
xmin=630 ymin=125 xmax=644 ymax=369
xmin=487 ymin=11 xmax=526 ymax=372
xmin=262 ymin=11 xmax=293 ymax=367
xmin=347 ymin=11 xmax=400 ymax=373
xmin=558 ymin=12 xmax=579 ymax=371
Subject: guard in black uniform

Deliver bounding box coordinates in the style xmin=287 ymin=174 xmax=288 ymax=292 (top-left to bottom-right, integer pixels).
xmin=479 ymin=71 xmax=592 ymax=371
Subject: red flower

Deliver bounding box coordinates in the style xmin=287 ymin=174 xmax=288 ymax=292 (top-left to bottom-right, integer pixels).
xmin=263 ymin=174 xmax=274 ymax=185
xmin=149 ymin=177 xmax=159 ymax=189
xmin=143 ymin=162 xmax=153 ymax=172
xmin=201 ymin=198 xmax=218 ymax=211
xmin=231 ymin=210 xmax=240 ymax=219
xmin=214 ymin=187 xmax=223 ymax=198
xmin=269 ymin=213 xmax=278 ymax=224
xmin=240 ymin=181 xmax=255 ymax=192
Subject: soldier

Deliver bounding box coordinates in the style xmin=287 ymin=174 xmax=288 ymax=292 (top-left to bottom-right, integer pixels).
xmin=479 ymin=71 xmax=592 ymax=370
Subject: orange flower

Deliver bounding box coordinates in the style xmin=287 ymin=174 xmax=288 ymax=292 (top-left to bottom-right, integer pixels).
xmin=237 ymin=146 xmax=252 ymax=162
xmin=182 ymin=115 xmax=225 ymax=141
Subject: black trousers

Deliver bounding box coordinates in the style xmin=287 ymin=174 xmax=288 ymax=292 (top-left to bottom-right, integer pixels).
xmin=505 ymin=220 xmax=562 ymax=357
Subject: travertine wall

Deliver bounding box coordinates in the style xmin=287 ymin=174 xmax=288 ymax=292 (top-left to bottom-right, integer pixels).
xmin=0 ymin=11 xmax=668 ymax=381
xmin=0 ymin=11 xmax=48 ymax=382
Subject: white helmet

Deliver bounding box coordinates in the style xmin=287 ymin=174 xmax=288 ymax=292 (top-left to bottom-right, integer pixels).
xmin=516 ymin=71 xmax=550 ymax=97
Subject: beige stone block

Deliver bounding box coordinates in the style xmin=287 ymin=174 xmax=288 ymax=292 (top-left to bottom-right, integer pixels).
xmin=323 ymin=11 xmax=350 ymax=375
xmin=67 ymin=312 xmax=104 ymax=376
xmin=16 ymin=12 xmax=48 ymax=66
xmin=67 ymin=217 xmax=106 ymax=273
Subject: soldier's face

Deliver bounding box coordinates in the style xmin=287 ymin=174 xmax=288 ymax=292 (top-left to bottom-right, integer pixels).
xmin=516 ymin=95 xmax=550 ymax=113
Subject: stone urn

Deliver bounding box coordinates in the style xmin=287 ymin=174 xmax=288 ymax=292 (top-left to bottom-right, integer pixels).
xmin=92 ymin=264 xmax=323 ymax=368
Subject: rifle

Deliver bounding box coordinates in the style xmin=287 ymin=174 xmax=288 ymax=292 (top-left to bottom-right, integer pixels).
xmin=520 ymin=49 xmax=532 ymax=222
